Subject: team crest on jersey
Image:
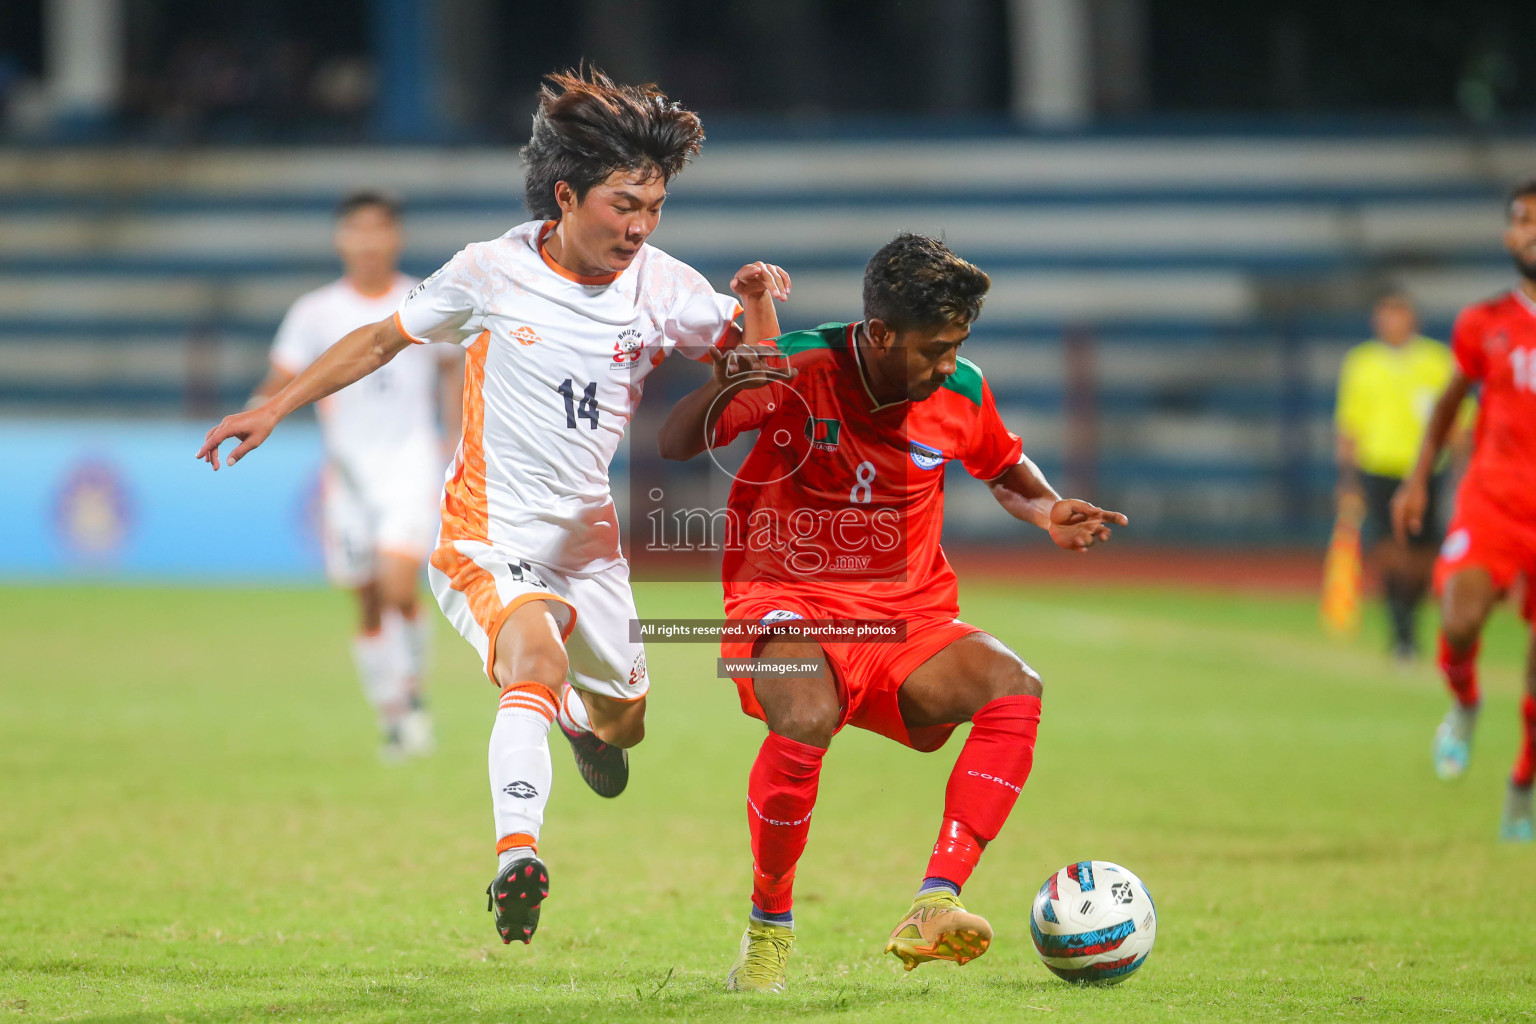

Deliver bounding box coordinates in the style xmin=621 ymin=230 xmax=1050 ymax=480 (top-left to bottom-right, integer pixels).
xmin=611 ymin=328 xmax=644 ymax=367
xmin=909 ymin=441 xmax=947 ymax=470
xmin=512 ymin=325 xmax=541 ymax=346
xmin=1488 ymin=330 xmax=1510 ymax=356
xmin=805 ymin=417 xmax=841 ymax=452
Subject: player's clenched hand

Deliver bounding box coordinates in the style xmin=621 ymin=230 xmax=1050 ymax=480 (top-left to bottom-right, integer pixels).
xmin=710 ymin=343 xmax=796 ymax=391
xmin=1390 ymin=478 xmax=1427 ymax=543
xmin=729 ymin=262 xmax=791 ymax=302
xmin=196 ymin=406 xmax=278 ymax=470
xmin=1047 ymin=498 xmax=1128 ymax=553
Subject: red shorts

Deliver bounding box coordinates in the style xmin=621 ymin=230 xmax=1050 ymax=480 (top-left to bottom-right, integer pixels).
xmin=722 ymin=591 xmax=985 ymax=752
xmin=1434 ymin=483 xmax=1536 ymax=620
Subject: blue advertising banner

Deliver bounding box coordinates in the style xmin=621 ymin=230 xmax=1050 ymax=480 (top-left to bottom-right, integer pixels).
xmin=0 ymin=420 xmax=328 ymax=582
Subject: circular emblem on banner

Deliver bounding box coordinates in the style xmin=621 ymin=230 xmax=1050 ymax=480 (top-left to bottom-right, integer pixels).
xmin=52 ymin=460 xmax=134 ymax=558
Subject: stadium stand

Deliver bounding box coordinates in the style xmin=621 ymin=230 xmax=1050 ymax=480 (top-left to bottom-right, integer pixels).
xmin=3 ymin=135 xmax=1534 ymax=541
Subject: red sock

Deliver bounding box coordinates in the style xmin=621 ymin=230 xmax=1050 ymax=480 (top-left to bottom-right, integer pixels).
xmin=1438 ymin=634 xmax=1481 ymax=708
xmin=925 ymin=694 xmax=1041 ymax=889
xmin=1513 ymin=695 xmax=1536 ymax=789
xmin=747 ymin=732 xmax=825 ymax=914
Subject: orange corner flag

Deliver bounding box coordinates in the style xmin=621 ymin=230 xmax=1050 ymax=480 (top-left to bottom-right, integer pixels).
xmin=1321 ymin=492 xmax=1366 ymax=637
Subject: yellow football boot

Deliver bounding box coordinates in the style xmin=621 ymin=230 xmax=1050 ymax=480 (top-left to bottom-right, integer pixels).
xmin=725 ymin=919 xmax=795 ymax=992
xmin=885 ymin=889 xmax=992 ymax=971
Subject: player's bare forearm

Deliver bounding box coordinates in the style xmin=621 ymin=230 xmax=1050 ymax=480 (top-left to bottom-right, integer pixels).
xmin=658 ymin=377 xmax=729 ymax=461
xmin=247 ymin=365 xmax=296 ymax=411
xmin=270 ymin=319 xmax=408 ymax=419
xmin=990 ymin=457 xmax=1128 ymax=552
xmin=439 ymin=349 xmax=465 ymax=446
xmin=1405 ymin=373 xmax=1473 ymax=486
xmin=988 ymin=457 xmax=1061 ymax=528
xmin=197 ymin=317 xmax=411 ymax=469
xmin=739 ymin=288 xmax=782 ymax=348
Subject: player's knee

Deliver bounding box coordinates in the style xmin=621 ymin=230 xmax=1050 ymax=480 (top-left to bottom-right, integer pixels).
xmin=769 ymin=700 xmax=839 ymax=747
xmin=492 ymin=642 xmax=568 ymax=691
xmin=591 ymin=696 xmax=646 ymax=749
xmin=759 ymin=680 xmax=839 ymax=747
xmin=1440 ymin=604 xmax=1483 ymax=650
xmin=989 ymin=659 xmax=1042 ymax=702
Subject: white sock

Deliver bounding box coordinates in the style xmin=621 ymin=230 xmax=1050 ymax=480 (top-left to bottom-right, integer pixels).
xmin=555 ymin=683 xmax=592 ymax=735
xmin=351 ymin=631 xmax=408 ymax=726
xmin=386 ymin=609 xmax=432 ymax=703
xmin=490 ymin=684 xmax=556 ymax=863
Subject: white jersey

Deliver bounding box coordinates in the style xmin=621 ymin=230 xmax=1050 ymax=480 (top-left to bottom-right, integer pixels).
xmin=271 ymin=273 xmax=441 ymax=475
xmin=394 ymin=220 xmax=741 ymax=574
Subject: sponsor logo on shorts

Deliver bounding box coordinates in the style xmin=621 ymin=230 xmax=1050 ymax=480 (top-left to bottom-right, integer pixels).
xmin=761 ymin=609 xmax=805 ymax=624
xmin=909 ymin=441 xmax=946 ymax=471
xmin=503 ymin=781 xmax=538 ymax=799
xmin=504 ymin=560 xmax=549 ymax=589
xmin=1441 ymin=528 xmax=1470 ymax=562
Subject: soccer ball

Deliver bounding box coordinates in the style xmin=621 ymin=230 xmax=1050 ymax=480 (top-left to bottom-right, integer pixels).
xmin=1030 ymin=861 xmax=1156 ymax=984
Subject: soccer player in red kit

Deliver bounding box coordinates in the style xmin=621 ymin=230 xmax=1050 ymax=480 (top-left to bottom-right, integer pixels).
xmin=658 ymin=234 xmax=1128 ymax=990
xmin=1394 ymin=179 xmax=1536 ymax=842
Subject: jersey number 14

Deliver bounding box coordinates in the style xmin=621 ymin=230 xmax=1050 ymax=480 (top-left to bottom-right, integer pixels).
xmin=558 ymin=378 xmax=600 ymax=429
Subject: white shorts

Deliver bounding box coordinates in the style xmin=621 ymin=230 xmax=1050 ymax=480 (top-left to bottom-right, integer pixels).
xmin=427 ymin=539 xmax=649 ymax=702
xmin=322 ymin=445 xmax=442 ymax=587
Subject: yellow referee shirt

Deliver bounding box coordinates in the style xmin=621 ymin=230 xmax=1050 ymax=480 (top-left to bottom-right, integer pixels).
xmin=1334 ymin=335 xmax=1456 ymax=478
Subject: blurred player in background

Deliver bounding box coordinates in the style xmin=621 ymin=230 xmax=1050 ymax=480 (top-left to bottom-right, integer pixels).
xmin=200 ymin=69 xmax=789 ymax=943
xmin=1394 ymin=179 xmax=1536 ymax=842
xmin=250 ymin=190 xmax=462 ymax=760
xmin=659 ymin=234 xmax=1127 ymax=990
xmin=1334 ymin=289 xmax=1459 ymax=661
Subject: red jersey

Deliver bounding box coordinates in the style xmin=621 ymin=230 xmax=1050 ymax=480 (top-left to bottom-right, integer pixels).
xmin=711 ymin=321 xmax=1024 ymax=616
xmin=1451 ymin=289 xmax=1536 ymax=520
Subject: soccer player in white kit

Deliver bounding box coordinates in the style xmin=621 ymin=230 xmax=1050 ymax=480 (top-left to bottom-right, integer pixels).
xmin=249 ymin=191 xmax=462 ymax=759
xmin=197 ymin=69 xmax=790 ymax=945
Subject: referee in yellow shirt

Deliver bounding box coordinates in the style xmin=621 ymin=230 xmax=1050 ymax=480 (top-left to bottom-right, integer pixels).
xmin=1335 ymin=290 xmax=1458 ymax=661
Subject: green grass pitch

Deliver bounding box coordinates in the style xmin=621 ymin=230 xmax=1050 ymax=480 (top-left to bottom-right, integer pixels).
xmin=2 ymin=579 xmax=1534 ymax=1022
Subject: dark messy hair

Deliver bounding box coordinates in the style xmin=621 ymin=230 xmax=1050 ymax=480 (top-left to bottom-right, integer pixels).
xmin=1510 ymin=178 xmax=1536 ymax=219
xmin=335 ymin=189 xmax=402 ymax=221
xmin=862 ymin=233 xmax=991 ymax=331
xmin=521 ymin=67 xmax=705 ymax=221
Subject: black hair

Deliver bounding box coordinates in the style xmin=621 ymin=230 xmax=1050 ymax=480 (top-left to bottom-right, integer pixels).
xmin=336 ymin=189 xmax=402 ymax=221
xmin=1510 ymin=179 xmax=1536 ymax=218
xmin=862 ymin=233 xmax=991 ymax=331
xmin=521 ymin=67 xmax=705 ymax=221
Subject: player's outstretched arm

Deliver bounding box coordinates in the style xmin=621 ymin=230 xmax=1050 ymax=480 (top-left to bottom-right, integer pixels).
xmin=196 ymin=316 xmax=413 ymax=470
xmin=657 ymin=262 xmax=795 ymax=461
xmin=1391 ymin=370 xmax=1473 ymax=542
xmin=656 ymin=343 xmax=795 ymax=461
xmin=989 ymin=457 xmax=1128 ymax=553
